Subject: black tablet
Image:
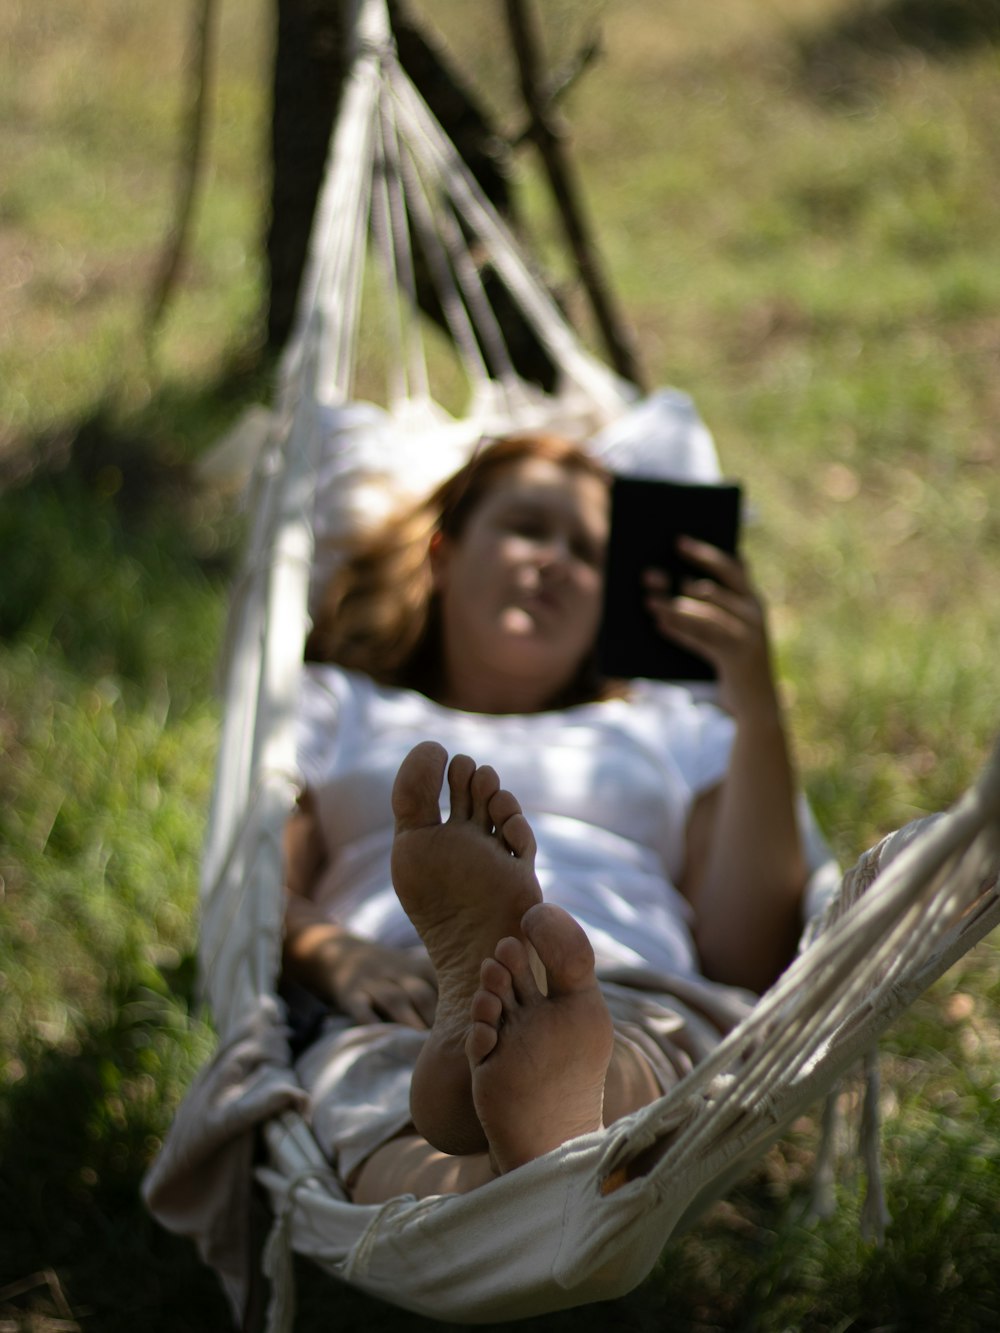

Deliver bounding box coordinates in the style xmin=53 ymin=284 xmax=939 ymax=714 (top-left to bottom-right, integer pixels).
xmin=596 ymin=476 xmax=743 ymax=682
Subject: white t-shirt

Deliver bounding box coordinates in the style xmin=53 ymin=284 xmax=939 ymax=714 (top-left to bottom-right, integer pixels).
xmin=295 ymin=665 xmax=735 ymax=977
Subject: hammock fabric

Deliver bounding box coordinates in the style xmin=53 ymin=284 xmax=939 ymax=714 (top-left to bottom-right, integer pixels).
xmin=144 ymin=2 xmax=1000 ymax=1328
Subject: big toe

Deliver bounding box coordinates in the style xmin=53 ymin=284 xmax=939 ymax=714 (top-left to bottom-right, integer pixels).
xmin=392 ymin=741 xmax=448 ymax=831
xmin=520 ymin=904 xmax=596 ymax=995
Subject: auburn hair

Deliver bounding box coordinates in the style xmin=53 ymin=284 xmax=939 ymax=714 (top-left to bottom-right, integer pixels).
xmin=305 ymin=432 xmax=613 ymax=706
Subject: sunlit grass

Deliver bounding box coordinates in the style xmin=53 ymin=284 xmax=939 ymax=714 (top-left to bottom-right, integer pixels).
xmin=1 ymin=0 xmax=999 ymax=1328
xmin=0 ymin=0 xmax=269 ymax=443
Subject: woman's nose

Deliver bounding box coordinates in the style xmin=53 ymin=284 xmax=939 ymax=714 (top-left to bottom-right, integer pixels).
xmin=533 ymin=534 xmax=571 ymax=571
xmin=516 ymin=535 xmax=567 ymax=587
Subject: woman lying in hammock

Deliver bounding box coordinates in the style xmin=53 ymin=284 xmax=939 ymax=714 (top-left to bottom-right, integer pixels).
xmin=281 ymin=432 xmax=809 ymax=1204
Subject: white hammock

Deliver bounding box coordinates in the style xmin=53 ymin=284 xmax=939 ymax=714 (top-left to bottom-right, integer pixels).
xmin=153 ymin=1 xmax=1000 ymax=1327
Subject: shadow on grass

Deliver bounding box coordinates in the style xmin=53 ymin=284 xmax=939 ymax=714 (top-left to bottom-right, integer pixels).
xmin=6 ymin=1014 xmax=999 ymax=1333
xmin=0 ymin=1005 xmax=231 ymax=1331
xmin=0 ymin=357 xmax=270 ymax=703
xmin=0 ymin=1004 xmax=752 ymax=1333
xmin=809 ymin=0 xmax=1000 ymax=58
xmin=798 ymin=0 xmax=1000 ymax=104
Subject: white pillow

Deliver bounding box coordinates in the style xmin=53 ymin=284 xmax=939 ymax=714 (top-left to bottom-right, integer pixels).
xmin=306 ymin=386 xmax=722 ymax=610
xmin=589 ymin=387 xmax=722 ymax=483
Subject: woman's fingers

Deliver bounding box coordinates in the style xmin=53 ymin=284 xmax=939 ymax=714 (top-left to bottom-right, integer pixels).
xmin=677 ymin=581 xmax=761 ymax=627
xmin=375 ymin=972 xmax=438 ymax=1030
xmin=644 ymin=535 xmax=761 ymax=629
xmin=644 ymin=579 xmax=761 ymax=646
xmin=642 ymin=540 xmax=777 ymax=719
xmin=399 ymin=973 xmax=438 ymax=1028
xmin=334 ymin=941 xmax=438 ymax=1031
xmin=348 ymin=978 xmax=434 ymax=1031
xmin=644 ymin=538 xmax=752 ymax=599
xmin=343 ymin=992 xmax=381 ymax=1026
xmin=675 ymin=535 xmax=750 ymax=594
xmin=648 ymin=598 xmax=745 ymax=669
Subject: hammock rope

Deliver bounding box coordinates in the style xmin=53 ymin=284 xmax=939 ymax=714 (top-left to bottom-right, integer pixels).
xmin=276 ymin=0 xmax=630 ymax=429
xmin=166 ymin=0 xmax=1000 ymax=1322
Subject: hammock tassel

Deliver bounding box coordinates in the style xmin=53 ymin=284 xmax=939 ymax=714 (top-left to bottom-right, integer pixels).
xmin=261 ymin=1194 xmax=297 ymax=1333
xmin=859 ymin=1047 xmax=891 ymax=1245
xmin=809 ymin=1084 xmax=841 ymax=1221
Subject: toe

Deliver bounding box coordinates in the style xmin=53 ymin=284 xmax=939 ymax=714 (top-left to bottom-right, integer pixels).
xmin=470 ymin=764 xmax=501 ymax=829
xmin=494 ymin=936 xmax=541 ymax=1003
xmin=446 ymin=753 xmax=476 ymax=821
xmin=497 ymin=809 xmax=537 ymax=863
xmin=520 ymin=904 xmax=595 ymax=995
xmin=392 ymin=742 xmax=447 ymax=831
xmin=487 ymin=787 xmax=521 ymax=828
xmin=470 ymin=985 xmax=503 ymax=1027
xmin=466 ymin=1018 xmax=499 ymax=1067
xmin=479 ymin=956 xmax=515 ymax=1007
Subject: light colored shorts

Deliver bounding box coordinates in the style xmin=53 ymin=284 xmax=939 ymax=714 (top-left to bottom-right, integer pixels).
xmin=295 ymin=969 xmax=755 ymax=1183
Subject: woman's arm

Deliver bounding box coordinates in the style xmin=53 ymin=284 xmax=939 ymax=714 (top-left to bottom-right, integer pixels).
xmin=645 ymin=539 xmax=807 ymax=992
xmin=283 ymin=789 xmax=437 ymax=1029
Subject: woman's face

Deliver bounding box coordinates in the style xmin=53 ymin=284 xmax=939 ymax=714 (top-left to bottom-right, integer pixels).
xmin=432 ymin=457 xmax=609 ymax=709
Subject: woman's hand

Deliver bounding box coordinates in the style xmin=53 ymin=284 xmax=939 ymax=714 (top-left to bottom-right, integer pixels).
xmin=642 ymin=537 xmax=778 ymax=722
xmin=320 ymin=935 xmax=437 ymax=1030
xmin=283 ymin=789 xmax=437 ymax=1030
xmin=284 ymin=885 xmax=437 ymax=1031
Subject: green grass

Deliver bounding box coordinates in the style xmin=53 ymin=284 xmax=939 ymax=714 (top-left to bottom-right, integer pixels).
xmin=2 ymin=0 xmax=1000 ymax=1328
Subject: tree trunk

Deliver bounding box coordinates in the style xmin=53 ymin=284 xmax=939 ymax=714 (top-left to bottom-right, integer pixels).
xmin=266 ymin=0 xmax=348 ymax=351
xmin=265 ymin=0 xmax=558 ymax=388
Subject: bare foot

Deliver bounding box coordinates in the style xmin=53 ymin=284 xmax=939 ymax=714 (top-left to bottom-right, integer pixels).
xmin=466 ymin=902 xmax=614 ymax=1173
xmin=391 ymin=741 xmax=543 ymax=1155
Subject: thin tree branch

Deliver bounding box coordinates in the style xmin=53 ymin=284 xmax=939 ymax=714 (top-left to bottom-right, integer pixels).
xmin=504 ymin=0 xmax=646 ymax=390
xmin=143 ymin=0 xmax=219 ymax=347
xmin=508 ymin=30 xmax=602 ymax=149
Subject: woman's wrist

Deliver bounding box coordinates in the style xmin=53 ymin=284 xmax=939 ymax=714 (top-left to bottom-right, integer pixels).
xmin=283 ymin=913 xmax=358 ymax=1003
xmin=725 ymin=669 xmax=785 ymax=730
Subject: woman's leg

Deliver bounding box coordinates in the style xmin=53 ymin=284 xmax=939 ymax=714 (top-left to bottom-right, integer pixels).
xmin=604 ymin=1035 xmax=665 ymax=1122
xmin=351 ymin=1134 xmax=494 ymax=1203
xmin=349 ymin=919 xmax=664 ymax=1205
xmin=351 ymin=1027 xmax=663 ymax=1205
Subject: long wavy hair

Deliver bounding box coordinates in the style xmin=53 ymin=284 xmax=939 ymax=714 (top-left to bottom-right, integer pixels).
xmin=306 ymin=432 xmax=613 ymax=707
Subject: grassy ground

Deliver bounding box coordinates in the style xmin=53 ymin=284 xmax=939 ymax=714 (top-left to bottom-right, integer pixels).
xmin=2 ymin=0 xmax=999 ymax=1328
